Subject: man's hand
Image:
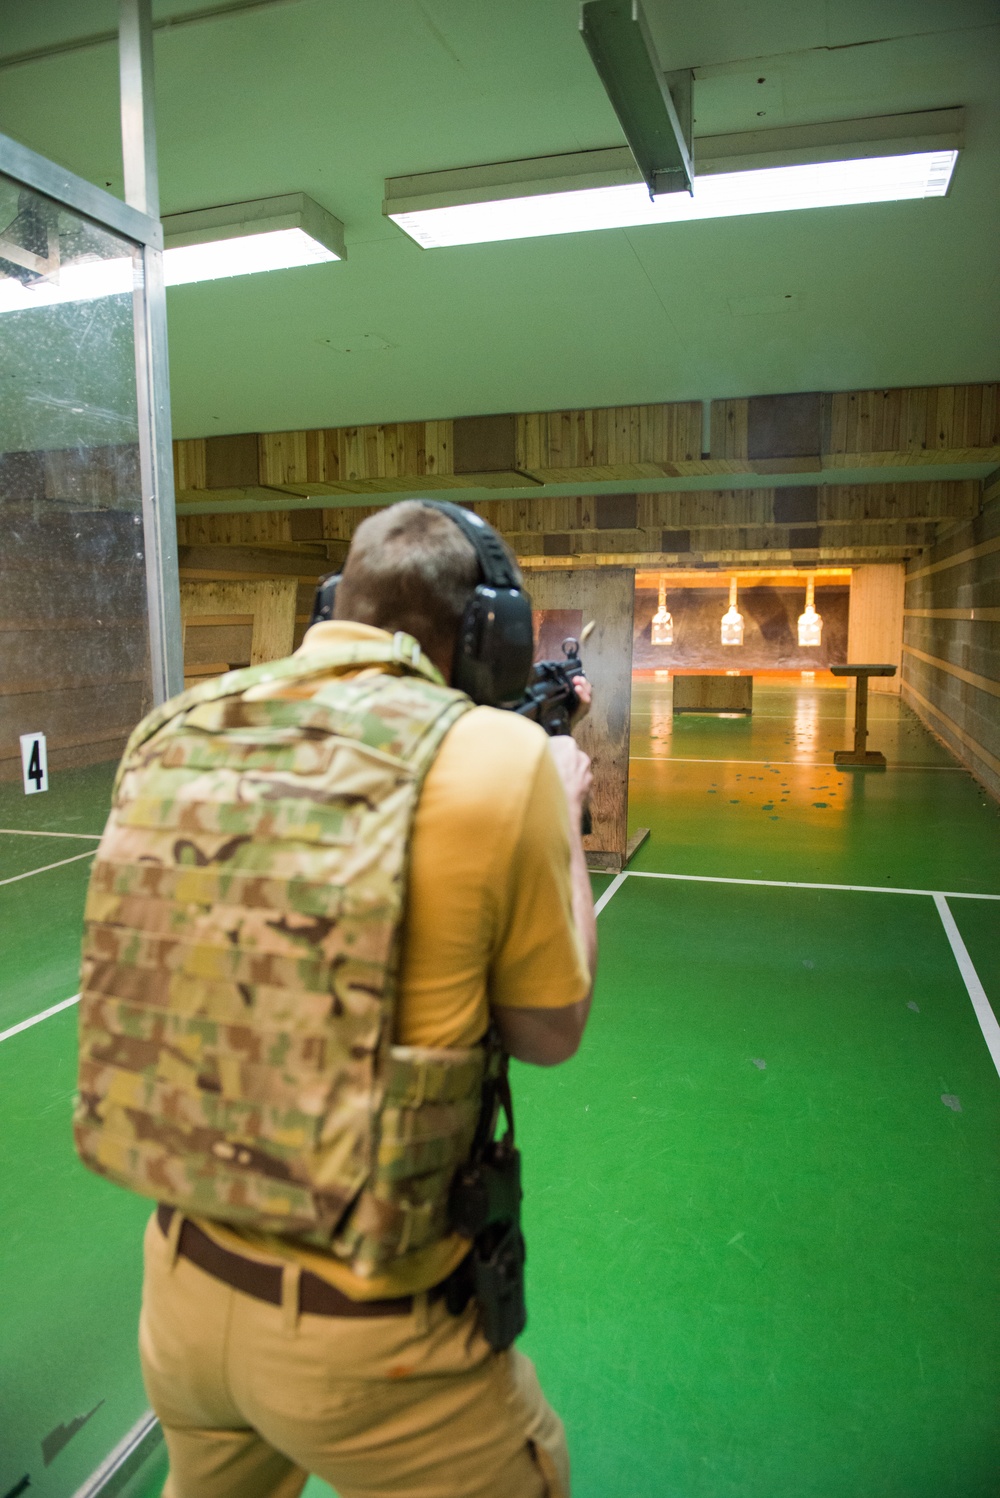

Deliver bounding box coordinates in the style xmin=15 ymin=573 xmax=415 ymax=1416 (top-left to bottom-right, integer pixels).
xmin=570 ymin=675 xmax=592 ymax=725
xmin=547 ymin=734 xmax=593 ymax=816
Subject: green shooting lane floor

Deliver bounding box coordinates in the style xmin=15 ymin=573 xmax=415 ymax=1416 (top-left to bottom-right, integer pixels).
xmin=628 ymin=676 xmax=1000 ymax=894
xmin=1 ymin=682 xmax=998 ymax=1498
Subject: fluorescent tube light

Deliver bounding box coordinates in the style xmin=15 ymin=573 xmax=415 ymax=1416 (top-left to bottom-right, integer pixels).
xmin=0 ymin=253 xmax=134 ymax=313
xmin=388 ymin=150 xmax=958 ymax=250
xmin=162 ymin=193 xmax=345 ymax=281
xmin=0 ymin=192 xmax=346 ymax=313
xmin=164 ymin=226 xmax=337 ymax=285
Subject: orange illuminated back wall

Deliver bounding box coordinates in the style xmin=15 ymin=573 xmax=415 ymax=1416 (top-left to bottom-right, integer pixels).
xmin=633 ymin=585 xmax=849 ymax=671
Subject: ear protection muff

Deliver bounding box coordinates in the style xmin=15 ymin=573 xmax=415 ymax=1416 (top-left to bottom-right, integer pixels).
xmin=309 ymin=571 xmax=340 ymax=627
xmin=420 ymin=500 xmax=535 ymax=707
xmin=306 ymin=500 xmax=535 ymax=707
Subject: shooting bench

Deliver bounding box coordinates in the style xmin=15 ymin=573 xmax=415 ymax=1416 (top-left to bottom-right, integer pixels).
xmin=830 ymin=664 xmax=897 ymax=768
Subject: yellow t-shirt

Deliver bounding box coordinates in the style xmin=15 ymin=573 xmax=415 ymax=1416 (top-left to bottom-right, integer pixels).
xmin=198 ymin=621 xmax=590 ymax=1297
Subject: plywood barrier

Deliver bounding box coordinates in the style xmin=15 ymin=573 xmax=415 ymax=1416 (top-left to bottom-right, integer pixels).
xmin=847 ymin=565 xmax=905 ymax=693
xmin=181 ymin=580 xmax=298 ymax=684
xmin=527 ymin=568 xmax=635 ymax=870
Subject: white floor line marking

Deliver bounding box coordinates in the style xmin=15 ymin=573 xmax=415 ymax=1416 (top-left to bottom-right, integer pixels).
xmin=625 ymin=870 xmax=1000 ymax=901
xmin=934 ymin=895 xmax=1000 ymax=1080
xmin=0 ymin=827 xmax=102 ymax=839
xmin=0 ymin=849 xmax=96 ymax=886
xmin=0 ymin=993 xmax=80 ymax=1045
xmin=593 ymin=871 xmax=627 ymax=917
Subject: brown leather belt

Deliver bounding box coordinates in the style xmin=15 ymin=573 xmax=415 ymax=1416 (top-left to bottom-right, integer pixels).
xmin=156 ymin=1204 xmax=444 ymax=1317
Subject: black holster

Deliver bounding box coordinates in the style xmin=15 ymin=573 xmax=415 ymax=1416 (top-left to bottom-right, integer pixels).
xmin=447 ymin=1042 xmax=527 ymax=1351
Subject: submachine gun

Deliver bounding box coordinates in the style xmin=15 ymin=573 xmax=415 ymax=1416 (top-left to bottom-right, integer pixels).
xmin=513 ymin=622 xmax=595 ymax=834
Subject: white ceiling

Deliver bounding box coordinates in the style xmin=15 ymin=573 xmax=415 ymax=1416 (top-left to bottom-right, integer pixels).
xmin=0 ymin=0 xmax=997 ymax=438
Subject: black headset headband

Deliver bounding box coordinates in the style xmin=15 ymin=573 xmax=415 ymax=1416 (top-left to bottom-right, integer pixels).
xmin=307 ymin=498 xmax=533 ymax=707
xmin=416 ymin=500 xmax=520 ymax=590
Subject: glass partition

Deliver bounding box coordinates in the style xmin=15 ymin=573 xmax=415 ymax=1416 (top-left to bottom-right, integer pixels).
xmin=0 ymin=172 xmax=163 ymax=1498
xmin=0 ymin=173 xmax=153 ymax=829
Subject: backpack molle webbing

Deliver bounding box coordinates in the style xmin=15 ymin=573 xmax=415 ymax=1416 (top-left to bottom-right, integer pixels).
xmin=74 ymin=635 xmax=482 ymax=1275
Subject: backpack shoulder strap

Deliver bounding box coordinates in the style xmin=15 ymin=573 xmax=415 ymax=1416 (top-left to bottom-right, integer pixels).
xmin=119 ymin=631 xmax=446 ymax=768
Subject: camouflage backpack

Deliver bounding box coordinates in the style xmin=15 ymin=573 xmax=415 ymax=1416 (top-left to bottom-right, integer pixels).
xmin=74 ymin=633 xmax=485 ymax=1275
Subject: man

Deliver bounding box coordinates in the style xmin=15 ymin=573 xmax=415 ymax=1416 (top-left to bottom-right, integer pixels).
xmin=93 ymin=501 xmax=596 ymax=1497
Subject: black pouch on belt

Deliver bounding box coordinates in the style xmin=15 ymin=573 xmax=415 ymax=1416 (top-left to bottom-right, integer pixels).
xmin=447 ymin=1043 xmax=527 ymax=1351
xmin=471 ymin=1218 xmax=527 ymax=1350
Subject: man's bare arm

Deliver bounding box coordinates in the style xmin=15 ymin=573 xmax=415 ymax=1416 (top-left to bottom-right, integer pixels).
xmin=493 ymin=735 xmax=597 ymax=1067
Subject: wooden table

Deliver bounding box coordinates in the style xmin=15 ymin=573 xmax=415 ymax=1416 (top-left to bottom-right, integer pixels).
xmin=830 ymin=664 xmax=897 ymax=767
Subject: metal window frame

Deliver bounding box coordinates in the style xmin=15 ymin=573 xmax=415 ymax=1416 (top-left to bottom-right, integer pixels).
xmin=0 ymin=0 xmax=183 ymax=707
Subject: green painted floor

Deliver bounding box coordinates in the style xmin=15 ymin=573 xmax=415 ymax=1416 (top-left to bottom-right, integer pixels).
xmin=515 ymin=876 xmax=999 ymax=1497
xmin=2 ymin=685 xmax=998 ymax=1498
xmin=628 ymin=677 xmax=1000 ymax=895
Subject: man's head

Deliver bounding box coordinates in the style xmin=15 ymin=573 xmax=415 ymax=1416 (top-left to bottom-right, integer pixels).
xmin=334 ymin=500 xmax=482 ymax=677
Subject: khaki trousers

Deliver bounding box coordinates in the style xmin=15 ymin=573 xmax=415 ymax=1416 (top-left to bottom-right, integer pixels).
xmin=139 ymin=1215 xmax=569 ymax=1498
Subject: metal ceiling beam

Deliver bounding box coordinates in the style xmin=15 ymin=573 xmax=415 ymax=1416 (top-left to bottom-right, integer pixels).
xmin=579 ymin=0 xmax=693 ymax=197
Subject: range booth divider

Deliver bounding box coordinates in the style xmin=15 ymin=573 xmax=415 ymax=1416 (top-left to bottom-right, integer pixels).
xmin=527 ymin=566 xmax=636 ymax=872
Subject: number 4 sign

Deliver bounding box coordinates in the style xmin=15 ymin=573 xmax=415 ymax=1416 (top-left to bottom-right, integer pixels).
xmin=20 ymin=732 xmax=48 ymax=795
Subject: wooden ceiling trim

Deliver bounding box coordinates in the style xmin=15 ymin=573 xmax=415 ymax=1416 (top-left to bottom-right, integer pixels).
xmin=171 ymin=387 xmax=999 ymax=513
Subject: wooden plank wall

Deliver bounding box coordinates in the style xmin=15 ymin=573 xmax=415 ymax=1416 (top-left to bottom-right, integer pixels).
xmin=177 ymin=512 xmax=342 ymax=653
xmin=527 ymin=568 xmax=635 ymax=870
xmin=846 ymin=566 xmax=906 ymax=694
xmin=181 ymin=579 xmax=298 ymax=685
xmin=901 ymin=488 xmax=1000 ymax=800
xmin=315 ymin=482 xmax=977 ymax=565
xmin=707 ymin=386 xmax=1000 ymax=473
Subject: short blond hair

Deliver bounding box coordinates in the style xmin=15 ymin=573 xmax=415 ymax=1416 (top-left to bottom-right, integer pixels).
xmin=335 ymin=501 xmax=480 ymax=661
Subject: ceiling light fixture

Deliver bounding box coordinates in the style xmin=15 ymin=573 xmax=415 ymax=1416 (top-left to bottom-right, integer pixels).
xmin=162 ymin=193 xmax=345 ymax=285
xmin=651 ymin=577 xmax=674 ymax=645
xmin=0 ymin=193 xmax=346 ymax=314
xmin=721 ymin=577 xmax=744 ymax=647
xmin=385 ymin=109 xmax=962 ymax=250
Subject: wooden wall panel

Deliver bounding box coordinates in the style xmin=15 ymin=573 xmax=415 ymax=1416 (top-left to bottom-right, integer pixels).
xmin=709 ymin=386 xmax=1000 ymax=472
xmin=515 ymin=402 xmax=701 ymax=481
xmin=256 ymin=422 xmax=457 ymax=495
xmin=847 ymin=564 xmax=905 ymax=693
xmin=174 ymin=438 xmax=207 ymax=492
xmin=525 ymin=568 xmax=634 ymax=869
xmin=466 ymin=483 xmax=977 ymax=540
xmin=827 ymin=384 xmax=1000 ymax=466
xmin=178 ymin=511 xmax=294 ymax=546
xmin=173 ymin=387 xmax=1000 ymax=509
xmin=181 ymin=580 xmax=297 ymax=675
